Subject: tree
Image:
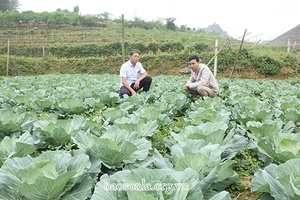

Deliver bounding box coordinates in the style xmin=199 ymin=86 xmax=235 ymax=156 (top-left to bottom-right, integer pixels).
xmin=99 ymin=12 xmax=112 ymax=21
xmin=166 ymin=18 xmax=176 ymax=31
xmin=0 ymin=0 xmax=19 ymax=12
xmin=73 ymin=5 xmax=79 ymax=13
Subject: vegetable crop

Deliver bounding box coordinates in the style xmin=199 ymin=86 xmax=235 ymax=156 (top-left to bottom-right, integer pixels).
xmin=0 ymin=74 xmax=299 ymax=199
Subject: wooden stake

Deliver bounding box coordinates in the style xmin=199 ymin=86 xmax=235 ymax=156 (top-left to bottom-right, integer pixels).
xmin=214 ymin=39 xmax=218 ymax=77
xmin=207 ymin=42 xmax=228 ymax=66
xmin=6 ymin=39 xmax=10 ymax=76
xmin=230 ymin=29 xmax=247 ymax=79
xmin=292 ymin=41 xmax=297 ymax=52
xmin=250 ymin=39 xmax=261 ymax=49
xmin=121 ymin=14 xmax=125 ymax=63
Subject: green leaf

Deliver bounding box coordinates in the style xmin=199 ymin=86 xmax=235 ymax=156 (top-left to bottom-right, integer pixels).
xmin=62 ymin=176 xmax=93 ymax=200
xmin=251 ymin=159 xmax=300 ymax=199
xmin=208 ymin=191 xmax=231 ymax=200
xmin=92 ymin=139 xmax=138 ymax=166
xmin=258 ymin=138 xmax=295 ymax=163
xmin=175 ymin=153 xmax=209 ymax=175
xmin=0 ymin=156 xmax=33 ymax=189
xmin=14 ymin=142 xmax=36 ymax=158
xmin=32 ymin=97 xmax=53 ymax=111
xmin=57 ymin=98 xmax=86 ymax=114
xmin=247 ymin=120 xmax=281 ymax=138
xmin=0 ymin=133 xmax=36 ymax=165
xmin=279 ymin=139 xmax=300 ymax=155
xmin=64 ymin=115 xmax=86 ymax=135
xmin=114 ymin=116 xmax=158 ymax=137
xmin=19 ymin=171 xmax=76 ymax=200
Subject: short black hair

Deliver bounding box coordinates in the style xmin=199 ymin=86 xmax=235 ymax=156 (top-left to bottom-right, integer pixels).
xmin=188 ymin=55 xmax=200 ymax=62
xmin=130 ymin=50 xmax=139 ymax=56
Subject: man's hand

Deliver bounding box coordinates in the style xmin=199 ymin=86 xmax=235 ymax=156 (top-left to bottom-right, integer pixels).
xmin=134 ymin=80 xmax=140 ymax=90
xmin=131 ymin=90 xmax=137 ymax=95
xmin=183 ymin=84 xmax=189 ymax=91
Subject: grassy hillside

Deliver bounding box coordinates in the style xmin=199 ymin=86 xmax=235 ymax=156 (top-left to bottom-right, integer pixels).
xmin=0 ymin=22 xmax=299 ymax=79
xmin=270 ymin=24 xmax=300 ymax=49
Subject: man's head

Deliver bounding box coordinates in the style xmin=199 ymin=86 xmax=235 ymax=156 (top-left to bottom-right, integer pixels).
xmin=188 ymin=55 xmax=200 ymax=71
xmin=129 ymin=51 xmax=140 ymax=66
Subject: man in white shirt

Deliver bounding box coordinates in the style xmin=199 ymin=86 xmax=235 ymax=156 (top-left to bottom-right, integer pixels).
xmin=183 ymin=55 xmax=219 ymax=98
xmin=119 ymin=51 xmax=152 ymax=97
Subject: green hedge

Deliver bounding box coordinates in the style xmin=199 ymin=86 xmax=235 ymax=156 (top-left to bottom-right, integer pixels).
xmin=1 ymin=44 xmax=298 ymax=76
xmin=0 ymin=53 xmax=188 ymax=76
xmin=0 ymin=42 xmax=188 ymax=58
xmin=248 ymin=49 xmax=298 ymax=75
xmin=0 ymin=56 xmax=50 ymax=76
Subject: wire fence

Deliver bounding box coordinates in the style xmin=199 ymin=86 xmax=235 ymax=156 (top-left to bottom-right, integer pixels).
xmin=0 ymin=24 xmax=123 ymax=57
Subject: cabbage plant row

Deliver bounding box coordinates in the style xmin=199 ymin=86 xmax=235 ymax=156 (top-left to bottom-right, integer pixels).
xmin=0 ymin=74 xmax=299 ymax=200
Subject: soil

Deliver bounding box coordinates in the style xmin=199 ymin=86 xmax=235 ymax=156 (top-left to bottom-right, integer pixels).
xmin=230 ymin=176 xmax=260 ymax=200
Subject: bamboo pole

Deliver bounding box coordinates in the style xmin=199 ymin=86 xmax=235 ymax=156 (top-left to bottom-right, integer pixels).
xmin=207 ymin=42 xmax=228 ymax=66
xmin=230 ymin=29 xmax=247 ymax=79
xmin=6 ymin=39 xmax=10 ymax=76
xmin=250 ymin=39 xmax=261 ymax=49
xmin=121 ymin=14 xmax=125 ymax=63
xmin=214 ymin=39 xmax=218 ymax=77
xmin=292 ymin=41 xmax=297 ymax=52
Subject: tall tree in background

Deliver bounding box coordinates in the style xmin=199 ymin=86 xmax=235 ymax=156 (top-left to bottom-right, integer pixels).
xmin=0 ymin=0 xmax=19 ymax=12
xmin=73 ymin=5 xmax=79 ymax=13
xmin=166 ymin=18 xmax=176 ymax=31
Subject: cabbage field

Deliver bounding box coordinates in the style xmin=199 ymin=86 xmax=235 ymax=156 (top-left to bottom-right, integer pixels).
xmin=0 ymin=74 xmax=300 ymax=200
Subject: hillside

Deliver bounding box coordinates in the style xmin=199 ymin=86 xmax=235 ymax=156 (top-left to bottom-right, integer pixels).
xmin=269 ymin=24 xmax=300 ymax=49
xmin=0 ymin=19 xmax=299 ymax=79
xmin=205 ymin=23 xmax=229 ymax=38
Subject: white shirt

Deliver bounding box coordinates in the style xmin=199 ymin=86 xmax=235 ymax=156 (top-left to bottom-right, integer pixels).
xmin=120 ymin=60 xmax=146 ymax=86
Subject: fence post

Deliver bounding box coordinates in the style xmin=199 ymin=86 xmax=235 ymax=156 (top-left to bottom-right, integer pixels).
xmin=6 ymin=39 xmax=10 ymax=76
xmin=207 ymin=42 xmax=228 ymax=66
xmin=292 ymin=41 xmax=297 ymax=52
xmin=121 ymin=14 xmax=125 ymax=63
xmin=214 ymin=39 xmax=218 ymax=77
xmin=230 ymin=29 xmax=247 ymax=79
xmin=250 ymin=39 xmax=261 ymax=49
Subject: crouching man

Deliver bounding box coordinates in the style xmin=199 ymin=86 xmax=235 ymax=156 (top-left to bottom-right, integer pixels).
xmin=183 ymin=55 xmax=219 ymax=98
xmin=119 ymin=51 xmax=152 ymax=97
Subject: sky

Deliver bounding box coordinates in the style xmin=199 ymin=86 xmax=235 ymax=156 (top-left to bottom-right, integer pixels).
xmin=19 ymin=0 xmax=299 ymax=42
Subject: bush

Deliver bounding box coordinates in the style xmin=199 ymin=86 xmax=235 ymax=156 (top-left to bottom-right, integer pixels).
xmin=193 ymin=43 xmax=209 ymax=52
xmin=147 ymin=42 xmax=160 ymax=53
xmin=249 ymin=51 xmax=283 ymax=75
xmin=255 ymin=55 xmax=282 ymax=75
xmin=0 ymin=56 xmax=48 ymax=76
xmin=283 ymin=53 xmax=298 ymax=71
xmin=159 ymin=42 xmax=184 ymax=52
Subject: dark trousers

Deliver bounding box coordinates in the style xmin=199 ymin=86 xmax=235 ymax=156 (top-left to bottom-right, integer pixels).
xmin=120 ymin=76 xmax=152 ymax=97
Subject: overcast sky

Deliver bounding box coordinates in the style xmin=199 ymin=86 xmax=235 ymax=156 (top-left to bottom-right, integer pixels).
xmin=19 ymin=0 xmax=299 ymax=41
